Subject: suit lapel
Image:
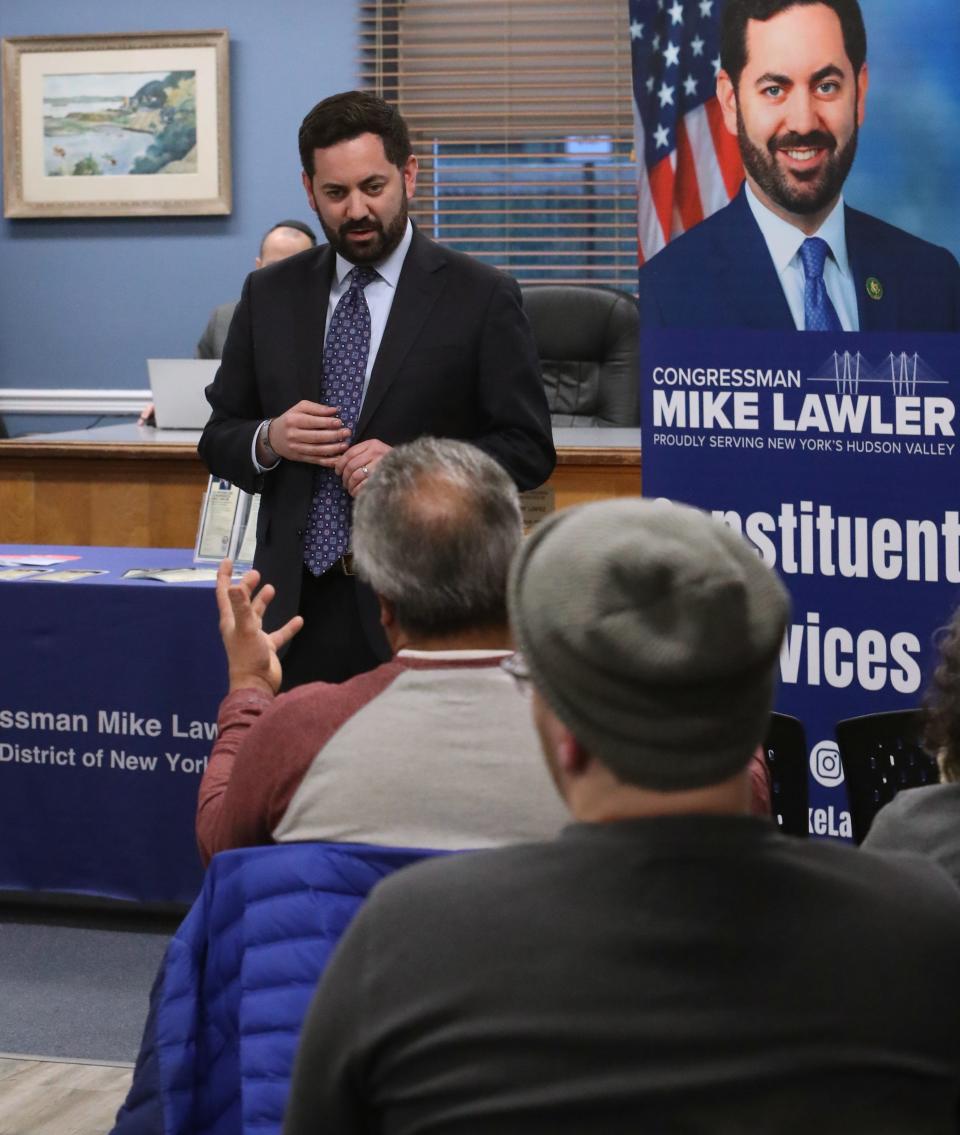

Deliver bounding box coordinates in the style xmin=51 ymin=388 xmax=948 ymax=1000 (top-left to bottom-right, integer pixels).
xmin=356 ymin=227 xmax=446 ymax=436
xmin=845 ymin=206 xmax=894 ymax=332
xmin=292 ymin=245 xmax=334 ymax=402
xmin=716 ymin=188 xmax=794 ymax=329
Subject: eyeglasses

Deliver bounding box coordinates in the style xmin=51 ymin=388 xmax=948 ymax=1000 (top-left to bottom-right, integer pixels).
xmin=500 ymin=651 xmax=532 ymax=689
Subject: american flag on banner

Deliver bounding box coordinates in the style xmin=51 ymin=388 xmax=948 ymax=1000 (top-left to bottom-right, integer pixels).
xmin=629 ymin=0 xmax=744 ymax=264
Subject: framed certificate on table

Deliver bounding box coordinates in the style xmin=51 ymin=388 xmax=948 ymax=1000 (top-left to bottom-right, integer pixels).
xmin=194 ymin=477 xmax=241 ymax=562
xmin=194 ymin=476 xmax=260 ymax=565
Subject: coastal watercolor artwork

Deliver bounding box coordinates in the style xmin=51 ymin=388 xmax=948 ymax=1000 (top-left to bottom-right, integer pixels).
xmin=44 ymin=71 xmax=198 ymax=178
xmin=3 ymin=30 xmax=231 ymax=217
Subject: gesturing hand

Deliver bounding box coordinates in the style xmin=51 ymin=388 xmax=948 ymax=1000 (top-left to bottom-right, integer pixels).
xmin=215 ymin=559 xmax=303 ymax=695
xmin=262 ymin=400 xmax=352 ymax=466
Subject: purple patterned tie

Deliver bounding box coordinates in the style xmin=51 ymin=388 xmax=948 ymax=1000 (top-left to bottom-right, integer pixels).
xmin=303 ymin=265 xmax=377 ymax=575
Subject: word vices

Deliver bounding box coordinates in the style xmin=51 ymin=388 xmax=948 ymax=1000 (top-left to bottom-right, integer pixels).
xmin=780 ymin=612 xmax=920 ymax=694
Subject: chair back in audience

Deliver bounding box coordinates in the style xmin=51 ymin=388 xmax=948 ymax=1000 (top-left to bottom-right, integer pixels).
xmin=110 ymin=841 xmax=443 ymax=1135
xmin=835 ymin=709 xmax=936 ymax=844
xmin=762 ymin=712 xmax=809 ymax=837
xmin=521 ymin=284 xmax=639 ymax=427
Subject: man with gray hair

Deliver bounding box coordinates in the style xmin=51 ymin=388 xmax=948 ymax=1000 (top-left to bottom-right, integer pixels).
xmin=195 ymin=436 xmax=567 ymax=864
xmin=285 ymin=498 xmax=960 ymax=1134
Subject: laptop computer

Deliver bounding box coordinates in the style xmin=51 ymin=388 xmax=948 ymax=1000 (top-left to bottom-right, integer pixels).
xmin=147 ymin=359 xmax=219 ymax=429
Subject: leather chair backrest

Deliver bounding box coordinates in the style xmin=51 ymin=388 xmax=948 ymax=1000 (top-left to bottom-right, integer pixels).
xmin=835 ymin=710 xmax=936 ymax=843
xmin=522 ymin=285 xmax=639 ymax=427
xmin=763 ymin=712 xmax=809 ymax=837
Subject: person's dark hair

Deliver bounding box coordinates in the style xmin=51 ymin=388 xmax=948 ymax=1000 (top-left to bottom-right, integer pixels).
xmin=720 ymin=0 xmax=867 ymax=88
xmin=259 ymin=219 xmax=317 ymax=257
xmin=298 ymin=90 xmax=411 ymax=178
xmin=923 ymin=609 xmax=960 ymax=783
xmin=263 ymin=219 xmax=317 ymax=244
xmin=352 ymin=437 xmax=522 ymax=638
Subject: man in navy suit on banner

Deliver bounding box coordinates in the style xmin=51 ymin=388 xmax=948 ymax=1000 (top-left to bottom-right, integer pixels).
xmin=638 ymin=0 xmax=960 ymax=331
xmin=199 ymin=91 xmax=555 ymax=689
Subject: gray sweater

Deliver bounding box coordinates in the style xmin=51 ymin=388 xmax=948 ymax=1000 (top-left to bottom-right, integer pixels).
xmin=863 ymin=782 xmax=960 ymax=888
xmin=285 ymin=814 xmax=960 ymax=1135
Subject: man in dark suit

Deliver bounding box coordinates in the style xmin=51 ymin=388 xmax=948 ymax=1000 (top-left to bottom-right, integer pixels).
xmin=638 ymin=0 xmax=960 ymax=331
xmin=199 ymin=91 xmax=555 ymax=688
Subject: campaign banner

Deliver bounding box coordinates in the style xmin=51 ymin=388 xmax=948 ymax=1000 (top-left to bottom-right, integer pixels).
xmin=631 ymin=0 xmax=960 ymax=836
xmin=642 ymin=330 xmax=960 ymax=833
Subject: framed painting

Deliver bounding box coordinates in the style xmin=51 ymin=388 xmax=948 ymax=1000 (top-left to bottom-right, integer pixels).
xmin=2 ymin=29 xmax=231 ymax=218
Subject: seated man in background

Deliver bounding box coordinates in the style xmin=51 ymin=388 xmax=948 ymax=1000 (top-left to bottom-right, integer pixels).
xmin=195 ymin=219 xmax=317 ymax=360
xmin=285 ymin=498 xmax=960 ymax=1135
xmin=138 ymin=220 xmax=317 ymax=424
xmin=196 ymin=436 xmax=568 ymax=865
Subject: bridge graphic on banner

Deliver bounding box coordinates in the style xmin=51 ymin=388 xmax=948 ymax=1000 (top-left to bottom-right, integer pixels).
xmin=807 ymin=350 xmax=949 ymax=394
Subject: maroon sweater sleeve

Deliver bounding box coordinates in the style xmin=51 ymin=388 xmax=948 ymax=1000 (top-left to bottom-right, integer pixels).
xmin=196 ymin=662 xmax=403 ymax=866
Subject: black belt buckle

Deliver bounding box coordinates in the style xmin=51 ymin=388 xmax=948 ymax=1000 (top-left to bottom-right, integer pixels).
xmin=340 ymin=553 xmax=355 ymax=576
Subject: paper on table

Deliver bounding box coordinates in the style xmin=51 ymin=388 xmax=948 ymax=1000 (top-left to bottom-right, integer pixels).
xmin=0 ymin=554 xmax=82 ymax=568
xmin=0 ymin=568 xmax=54 ymax=580
xmin=123 ymin=567 xmax=221 ymax=583
xmin=34 ymin=570 xmax=109 ymax=582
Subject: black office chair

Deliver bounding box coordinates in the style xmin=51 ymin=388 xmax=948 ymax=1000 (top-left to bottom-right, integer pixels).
xmin=521 ymin=285 xmax=639 ymax=427
xmin=762 ymin=712 xmax=809 ymax=837
xmin=834 ymin=709 xmax=937 ymax=844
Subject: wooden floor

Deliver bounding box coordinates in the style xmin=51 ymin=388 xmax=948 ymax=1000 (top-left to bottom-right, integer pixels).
xmin=0 ymin=1056 xmax=132 ymax=1135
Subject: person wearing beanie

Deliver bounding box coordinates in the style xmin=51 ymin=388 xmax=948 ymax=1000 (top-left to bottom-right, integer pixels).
xmin=285 ymin=499 xmax=960 ymax=1135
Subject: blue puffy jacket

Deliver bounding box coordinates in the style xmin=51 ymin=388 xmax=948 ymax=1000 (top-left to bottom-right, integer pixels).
xmin=110 ymin=841 xmax=438 ymax=1135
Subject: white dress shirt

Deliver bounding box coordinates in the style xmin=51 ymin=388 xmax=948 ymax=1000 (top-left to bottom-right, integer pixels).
xmin=253 ymin=219 xmax=414 ymax=471
xmin=744 ymin=183 xmax=859 ymax=331
xmin=326 ymin=217 xmax=413 ymax=404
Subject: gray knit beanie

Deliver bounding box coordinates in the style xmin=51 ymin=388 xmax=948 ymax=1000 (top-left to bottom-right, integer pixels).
xmin=508 ymin=498 xmax=790 ymax=791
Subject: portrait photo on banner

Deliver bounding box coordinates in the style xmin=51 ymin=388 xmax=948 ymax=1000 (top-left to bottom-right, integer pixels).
xmin=632 ymin=0 xmax=960 ymax=840
xmin=633 ymin=0 xmax=960 ymax=332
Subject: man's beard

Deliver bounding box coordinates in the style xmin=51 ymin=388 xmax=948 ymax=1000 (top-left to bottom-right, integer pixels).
xmin=315 ymin=186 xmax=408 ymax=265
xmin=736 ymin=104 xmax=858 ymax=218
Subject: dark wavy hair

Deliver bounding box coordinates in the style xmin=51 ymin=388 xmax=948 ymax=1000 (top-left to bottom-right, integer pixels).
xmin=298 ymin=90 xmax=411 ymax=177
xmin=923 ymin=609 xmax=960 ymax=782
xmin=720 ymin=0 xmax=867 ymax=88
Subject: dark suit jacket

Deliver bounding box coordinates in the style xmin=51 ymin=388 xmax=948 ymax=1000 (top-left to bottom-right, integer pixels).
xmin=638 ymin=186 xmax=960 ymax=331
xmin=198 ymin=226 xmax=555 ymax=633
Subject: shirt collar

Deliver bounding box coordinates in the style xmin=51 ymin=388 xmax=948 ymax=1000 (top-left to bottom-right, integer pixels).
xmin=744 ymin=182 xmax=851 ymax=279
xmin=333 ymin=217 xmax=413 ymax=289
xmin=397 ymin=648 xmax=514 ymax=661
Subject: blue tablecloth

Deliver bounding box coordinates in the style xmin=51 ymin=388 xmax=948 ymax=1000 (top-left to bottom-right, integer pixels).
xmin=0 ymin=546 xmax=226 ymax=904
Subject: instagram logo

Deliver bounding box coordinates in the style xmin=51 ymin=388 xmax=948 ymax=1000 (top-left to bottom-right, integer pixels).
xmin=810 ymin=740 xmax=844 ymax=788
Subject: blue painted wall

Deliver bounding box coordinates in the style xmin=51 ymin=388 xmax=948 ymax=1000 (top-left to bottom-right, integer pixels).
xmin=0 ymin=0 xmax=356 ymax=434
xmin=847 ymin=0 xmax=960 ymax=261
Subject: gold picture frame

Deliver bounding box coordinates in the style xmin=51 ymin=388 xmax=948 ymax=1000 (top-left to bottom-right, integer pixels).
xmin=2 ymin=29 xmax=231 ymax=218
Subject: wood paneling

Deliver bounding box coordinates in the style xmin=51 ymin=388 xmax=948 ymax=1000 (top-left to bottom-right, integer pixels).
xmin=0 ymin=440 xmax=206 ymax=548
xmin=551 ymin=443 xmax=641 ymax=507
xmin=0 ymin=431 xmax=641 ymax=548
